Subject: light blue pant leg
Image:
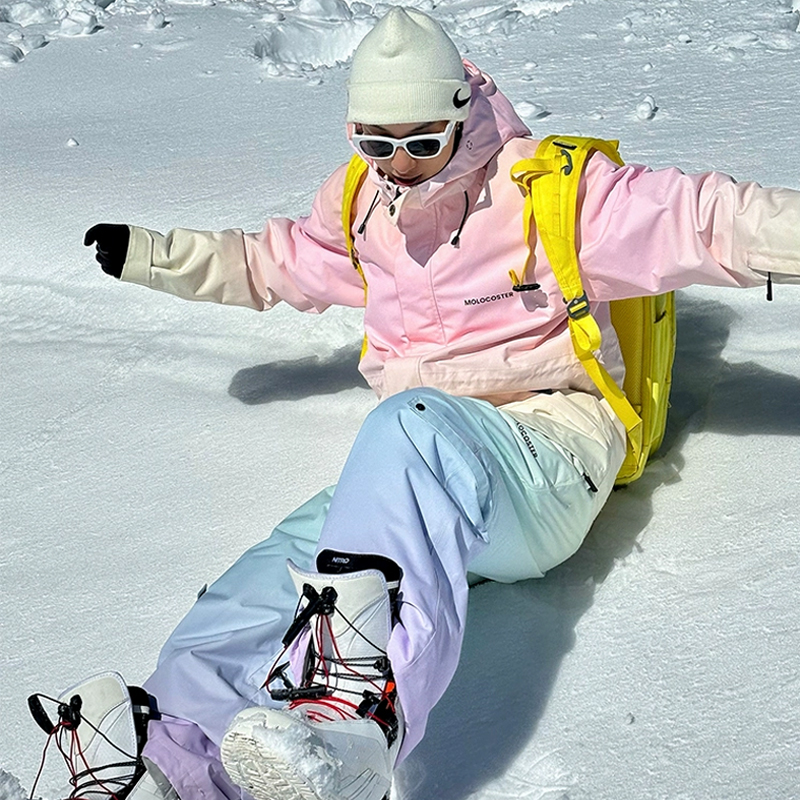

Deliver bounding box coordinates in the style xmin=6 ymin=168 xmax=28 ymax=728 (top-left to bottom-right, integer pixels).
xmin=314 ymin=388 xmax=616 ymax=759
xmin=143 ymin=488 xmax=335 ymax=799
xmin=143 ymin=388 xmax=619 ymax=796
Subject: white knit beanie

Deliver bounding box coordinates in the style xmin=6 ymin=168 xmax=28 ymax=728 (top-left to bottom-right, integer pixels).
xmin=346 ymin=7 xmax=471 ymax=125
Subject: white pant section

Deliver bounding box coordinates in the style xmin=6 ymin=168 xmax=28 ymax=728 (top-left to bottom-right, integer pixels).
xmin=143 ymin=388 xmax=625 ymax=791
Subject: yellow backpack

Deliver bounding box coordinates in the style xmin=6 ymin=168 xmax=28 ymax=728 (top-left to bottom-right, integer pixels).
xmin=341 ymin=135 xmax=676 ymax=485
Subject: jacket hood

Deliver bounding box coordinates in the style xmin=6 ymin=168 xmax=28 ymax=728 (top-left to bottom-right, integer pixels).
xmin=347 ymin=61 xmax=531 ymax=207
xmin=429 ymin=60 xmax=532 ymax=188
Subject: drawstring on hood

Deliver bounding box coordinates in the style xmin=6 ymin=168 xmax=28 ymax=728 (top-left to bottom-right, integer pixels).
xmin=358 ymin=190 xmax=382 ymax=236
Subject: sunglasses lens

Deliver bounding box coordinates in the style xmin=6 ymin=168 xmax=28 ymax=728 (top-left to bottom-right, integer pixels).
xmin=406 ymin=139 xmax=441 ymax=158
xmin=359 ymin=140 xmax=395 ymax=159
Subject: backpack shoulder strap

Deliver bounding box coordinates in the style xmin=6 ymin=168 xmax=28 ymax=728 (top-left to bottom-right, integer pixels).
xmin=342 ymin=154 xmax=370 ymax=290
xmin=342 ymin=154 xmax=371 ymax=358
xmin=509 ymin=135 xmax=623 ymax=298
xmin=511 ymin=136 xmax=643 ymax=463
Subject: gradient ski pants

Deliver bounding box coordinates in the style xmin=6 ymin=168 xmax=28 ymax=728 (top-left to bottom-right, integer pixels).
xmin=142 ymin=388 xmax=625 ymax=799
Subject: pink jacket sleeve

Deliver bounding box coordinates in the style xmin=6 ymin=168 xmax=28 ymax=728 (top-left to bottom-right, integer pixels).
xmin=578 ymin=152 xmax=800 ymax=301
xmin=243 ymin=163 xmax=366 ymax=312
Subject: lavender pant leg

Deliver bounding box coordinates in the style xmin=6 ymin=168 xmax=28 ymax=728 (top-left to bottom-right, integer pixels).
xmin=143 ymin=717 xmax=246 ymax=800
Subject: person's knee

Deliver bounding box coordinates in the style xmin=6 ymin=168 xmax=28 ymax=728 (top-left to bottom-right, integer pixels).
xmin=359 ymin=389 xmax=491 ymax=481
xmin=365 ymin=387 xmax=451 ymax=427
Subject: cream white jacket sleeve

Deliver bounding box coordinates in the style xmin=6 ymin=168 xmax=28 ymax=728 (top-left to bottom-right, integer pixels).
xmin=122 ymin=226 xmax=268 ymax=308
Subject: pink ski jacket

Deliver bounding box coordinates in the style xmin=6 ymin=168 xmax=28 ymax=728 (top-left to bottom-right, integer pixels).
xmin=121 ymin=62 xmax=800 ymax=403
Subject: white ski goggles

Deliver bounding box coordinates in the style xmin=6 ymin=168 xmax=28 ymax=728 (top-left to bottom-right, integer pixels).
xmin=351 ymin=121 xmax=457 ymax=160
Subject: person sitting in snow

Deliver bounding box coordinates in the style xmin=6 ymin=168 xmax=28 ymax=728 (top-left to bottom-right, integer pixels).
xmin=32 ymin=6 xmax=800 ymax=800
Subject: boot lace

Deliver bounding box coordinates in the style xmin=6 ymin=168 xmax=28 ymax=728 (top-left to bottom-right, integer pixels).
xmin=264 ymin=583 xmax=399 ymax=745
xmin=27 ymin=693 xmax=144 ymax=800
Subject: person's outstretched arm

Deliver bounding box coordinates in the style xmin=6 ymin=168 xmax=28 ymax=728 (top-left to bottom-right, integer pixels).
xmin=85 ymin=163 xmax=365 ymax=313
xmin=577 ymin=152 xmax=800 ymax=300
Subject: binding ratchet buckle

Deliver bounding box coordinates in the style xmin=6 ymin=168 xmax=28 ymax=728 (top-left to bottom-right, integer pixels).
xmin=566 ymin=292 xmax=591 ymax=320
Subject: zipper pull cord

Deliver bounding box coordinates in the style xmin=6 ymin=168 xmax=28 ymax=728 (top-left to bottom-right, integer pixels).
xmin=450 ymin=191 xmax=470 ymax=248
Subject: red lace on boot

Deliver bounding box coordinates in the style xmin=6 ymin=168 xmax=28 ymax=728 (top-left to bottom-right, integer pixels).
xmin=27 ymin=689 xmax=150 ymax=800
xmin=264 ymin=582 xmax=400 ymax=746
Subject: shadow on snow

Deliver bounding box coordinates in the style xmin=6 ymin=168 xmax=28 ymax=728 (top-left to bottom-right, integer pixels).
xmin=228 ymin=345 xmax=366 ymax=404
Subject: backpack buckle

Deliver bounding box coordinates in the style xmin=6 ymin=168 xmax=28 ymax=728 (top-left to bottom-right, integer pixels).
xmin=566 ymin=293 xmax=591 ymax=320
xmin=553 ymin=140 xmax=577 ymax=175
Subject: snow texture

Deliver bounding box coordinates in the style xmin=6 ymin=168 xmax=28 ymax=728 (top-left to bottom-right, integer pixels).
xmin=0 ymin=771 xmax=28 ymax=800
xmin=2 ymin=0 xmax=800 ymax=799
xmin=253 ymin=720 xmax=341 ymax=800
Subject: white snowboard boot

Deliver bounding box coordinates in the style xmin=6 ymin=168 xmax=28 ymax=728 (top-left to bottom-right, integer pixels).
xmin=221 ymin=551 xmax=404 ymax=800
xmin=28 ymin=671 xmax=178 ymax=799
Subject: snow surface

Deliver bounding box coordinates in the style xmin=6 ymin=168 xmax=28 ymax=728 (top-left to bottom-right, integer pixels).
xmin=2 ymin=0 xmax=800 ymax=798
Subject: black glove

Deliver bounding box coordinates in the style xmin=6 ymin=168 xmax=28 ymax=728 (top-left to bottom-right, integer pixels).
xmin=84 ymin=223 xmax=130 ymax=279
